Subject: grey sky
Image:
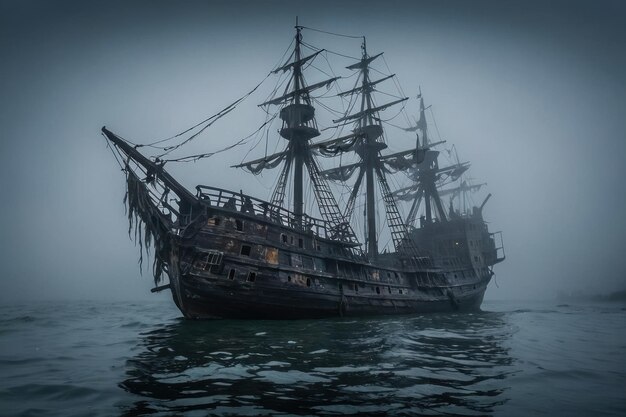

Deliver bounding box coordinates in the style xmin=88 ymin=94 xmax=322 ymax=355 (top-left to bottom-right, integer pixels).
xmin=1 ymin=0 xmax=625 ymax=303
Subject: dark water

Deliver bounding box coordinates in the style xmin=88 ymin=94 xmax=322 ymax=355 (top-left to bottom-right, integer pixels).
xmin=0 ymin=299 xmax=624 ymax=416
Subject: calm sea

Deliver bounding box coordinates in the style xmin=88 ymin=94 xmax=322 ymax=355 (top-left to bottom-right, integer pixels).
xmin=0 ymin=298 xmax=624 ymax=416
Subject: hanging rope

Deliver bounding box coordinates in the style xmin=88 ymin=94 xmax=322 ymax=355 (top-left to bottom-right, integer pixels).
xmin=152 ymin=74 xmax=272 ymax=159
xmin=161 ymin=114 xmax=277 ymax=163
xmin=300 ymin=26 xmax=363 ymax=40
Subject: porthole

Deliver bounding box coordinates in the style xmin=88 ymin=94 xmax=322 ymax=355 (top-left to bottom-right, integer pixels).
xmin=306 ymin=278 xmax=311 ymax=287
xmin=240 ymin=245 xmax=251 ymax=256
xmin=375 ymin=286 xmax=380 ymax=294
xmin=247 ymin=272 xmax=256 ymax=282
xmin=228 ymin=269 xmax=235 ymax=280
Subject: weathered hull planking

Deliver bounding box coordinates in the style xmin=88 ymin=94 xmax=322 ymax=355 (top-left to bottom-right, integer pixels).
xmin=161 ymin=191 xmax=495 ymax=320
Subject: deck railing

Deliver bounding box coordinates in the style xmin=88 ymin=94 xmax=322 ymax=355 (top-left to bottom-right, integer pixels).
xmin=195 ymin=185 xmax=355 ymax=244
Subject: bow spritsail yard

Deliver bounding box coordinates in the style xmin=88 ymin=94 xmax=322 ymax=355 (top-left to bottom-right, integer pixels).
xmin=101 ymin=22 xmax=505 ymax=319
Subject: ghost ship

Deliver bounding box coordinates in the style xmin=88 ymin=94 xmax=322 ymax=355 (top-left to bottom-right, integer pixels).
xmin=100 ymin=23 xmax=504 ymax=319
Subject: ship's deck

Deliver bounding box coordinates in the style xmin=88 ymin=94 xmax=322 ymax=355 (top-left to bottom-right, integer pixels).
xmin=195 ymin=185 xmax=360 ymax=246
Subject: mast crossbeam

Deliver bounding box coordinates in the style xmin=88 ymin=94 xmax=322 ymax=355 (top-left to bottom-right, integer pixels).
xmin=338 ymin=74 xmax=395 ymax=97
xmin=260 ymin=77 xmax=340 ymax=106
xmin=332 ymin=97 xmax=408 ymax=124
xmin=273 ymin=50 xmax=324 ymax=74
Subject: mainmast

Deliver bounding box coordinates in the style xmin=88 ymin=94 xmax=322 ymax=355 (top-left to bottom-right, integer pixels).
xmin=359 ymin=39 xmax=384 ymax=258
xmin=281 ymin=20 xmax=319 ymax=222
xmin=317 ymin=38 xmax=415 ymax=259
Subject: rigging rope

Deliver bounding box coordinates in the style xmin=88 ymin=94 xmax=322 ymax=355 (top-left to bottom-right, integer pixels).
xmin=375 ymin=103 xmax=408 ymax=123
xmin=301 ymin=40 xmax=360 ymax=61
xmin=161 ymin=115 xmax=277 ymax=163
xmin=381 ymin=119 xmax=412 ymax=131
xmin=102 ymin=133 xmax=126 ymax=172
xmin=154 ymin=73 xmax=272 ymax=158
xmin=109 ymin=70 xmax=275 ymax=155
xmin=300 ymin=26 xmax=363 ymax=40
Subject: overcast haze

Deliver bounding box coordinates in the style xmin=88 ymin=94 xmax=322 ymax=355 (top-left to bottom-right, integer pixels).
xmin=1 ymin=0 xmax=625 ymax=304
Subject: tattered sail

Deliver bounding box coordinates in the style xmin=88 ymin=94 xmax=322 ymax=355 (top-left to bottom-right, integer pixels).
xmin=231 ymin=150 xmax=288 ymax=174
xmin=392 ymin=163 xmax=470 ymax=197
xmin=309 ymin=132 xmax=364 ymax=156
xmin=321 ymin=163 xmax=360 ymax=182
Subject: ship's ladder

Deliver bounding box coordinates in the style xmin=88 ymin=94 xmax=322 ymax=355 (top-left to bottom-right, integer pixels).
xmin=375 ymin=165 xmax=422 ymax=260
xmin=305 ymin=154 xmax=361 ymax=247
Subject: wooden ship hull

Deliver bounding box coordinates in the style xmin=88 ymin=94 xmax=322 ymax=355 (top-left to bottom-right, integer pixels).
xmin=104 ymin=128 xmax=499 ymax=319
xmin=170 ymin=192 xmax=493 ymax=320
xmin=160 ymin=190 xmax=492 ymax=320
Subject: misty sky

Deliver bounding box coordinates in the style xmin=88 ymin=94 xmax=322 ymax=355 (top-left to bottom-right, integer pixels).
xmin=1 ymin=0 xmax=625 ymax=304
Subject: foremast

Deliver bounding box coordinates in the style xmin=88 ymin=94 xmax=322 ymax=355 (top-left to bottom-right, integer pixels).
xmin=354 ymin=39 xmax=387 ymax=258
xmin=282 ymin=23 xmax=316 ymax=221
xmin=233 ymin=22 xmax=359 ymax=246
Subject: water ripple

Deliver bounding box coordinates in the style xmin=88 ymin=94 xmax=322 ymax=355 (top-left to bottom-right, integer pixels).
xmin=117 ymin=311 xmax=516 ymax=416
xmin=1 ymin=300 xmax=625 ymax=416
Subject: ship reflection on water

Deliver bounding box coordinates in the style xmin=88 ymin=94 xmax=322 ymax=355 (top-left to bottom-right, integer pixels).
xmin=119 ymin=312 xmax=515 ymax=416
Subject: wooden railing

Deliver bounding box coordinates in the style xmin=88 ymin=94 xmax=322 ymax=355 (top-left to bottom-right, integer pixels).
xmin=195 ymin=185 xmax=355 ymax=244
